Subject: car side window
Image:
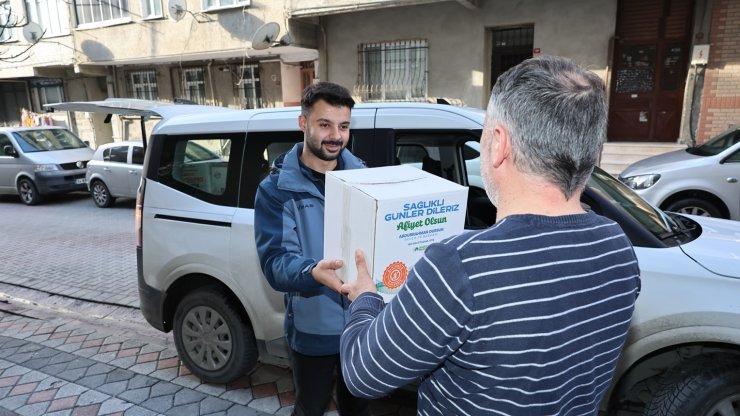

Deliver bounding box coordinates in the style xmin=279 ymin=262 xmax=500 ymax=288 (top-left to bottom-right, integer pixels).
xmin=108 ymin=146 xmax=128 ymax=163
xmin=131 ymin=145 xmax=144 ymax=165
xmin=156 ymin=134 xmax=245 ymax=207
xmin=0 ymin=134 xmax=12 ymax=153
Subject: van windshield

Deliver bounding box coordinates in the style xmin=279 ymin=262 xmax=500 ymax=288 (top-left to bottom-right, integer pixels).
xmin=12 ymin=129 xmax=88 ymax=153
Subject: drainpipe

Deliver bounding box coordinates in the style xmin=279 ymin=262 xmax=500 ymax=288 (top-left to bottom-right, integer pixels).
xmin=207 ymin=60 xmax=216 ymax=105
xmin=320 ymin=17 xmax=328 ymax=81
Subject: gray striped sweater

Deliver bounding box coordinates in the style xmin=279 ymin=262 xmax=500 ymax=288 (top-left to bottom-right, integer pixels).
xmin=340 ymin=212 xmax=640 ymax=416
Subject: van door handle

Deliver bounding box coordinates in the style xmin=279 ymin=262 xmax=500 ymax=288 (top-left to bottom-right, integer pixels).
xmin=103 ymin=167 xmax=111 ymax=171
xmin=728 ymin=177 xmax=738 ymax=183
xmin=129 ymin=170 xmax=138 ymax=174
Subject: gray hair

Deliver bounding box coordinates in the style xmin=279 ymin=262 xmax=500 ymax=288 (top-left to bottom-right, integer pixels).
xmin=486 ymin=55 xmax=607 ymax=199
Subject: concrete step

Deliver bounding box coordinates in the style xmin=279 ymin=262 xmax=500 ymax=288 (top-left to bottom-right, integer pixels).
xmin=599 ymin=142 xmax=686 ymax=176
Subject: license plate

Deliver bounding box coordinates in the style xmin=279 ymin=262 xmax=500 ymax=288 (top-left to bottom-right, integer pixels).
xmin=75 ymin=178 xmax=86 ymax=185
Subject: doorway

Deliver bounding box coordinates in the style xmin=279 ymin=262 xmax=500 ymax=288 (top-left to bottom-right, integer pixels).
xmin=490 ymin=26 xmax=534 ymax=90
xmin=608 ymin=0 xmax=693 ymax=142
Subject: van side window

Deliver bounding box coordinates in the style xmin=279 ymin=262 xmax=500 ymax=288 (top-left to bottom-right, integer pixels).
xmin=394 ymin=132 xmax=495 ymax=228
xmin=156 ymin=134 xmax=245 ymax=207
xmin=240 ymin=131 xmax=303 ymax=209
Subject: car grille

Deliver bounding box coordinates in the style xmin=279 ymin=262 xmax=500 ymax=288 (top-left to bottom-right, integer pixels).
xmin=60 ymin=160 xmax=88 ymax=170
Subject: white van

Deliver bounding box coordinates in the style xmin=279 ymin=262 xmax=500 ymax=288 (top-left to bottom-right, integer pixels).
xmin=0 ymin=126 xmax=94 ymax=205
xmin=135 ymin=102 xmax=740 ymax=415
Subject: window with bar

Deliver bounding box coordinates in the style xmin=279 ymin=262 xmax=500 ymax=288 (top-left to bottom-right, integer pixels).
xmin=129 ymin=70 xmax=158 ymax=100
xmin=25 ymin=0 xmax=70 ymax=37
xmin=74 ymin=0 xmax=129 ymax=26
xmin=357 ymin=39 xmax=428 ymax=101
xmin=202 ymin=0 xmax=249 ymax=10
xmin=235 ymin=63 xmax=262 ymax=109
xmin=182 ymin=67 xmax=206 ymax=104
xmin=141 ymin=0 xmax=162 ymax=18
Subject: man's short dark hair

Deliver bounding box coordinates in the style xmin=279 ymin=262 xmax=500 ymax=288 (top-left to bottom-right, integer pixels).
xmin=301 ymin=82 xmax=355 ymax=116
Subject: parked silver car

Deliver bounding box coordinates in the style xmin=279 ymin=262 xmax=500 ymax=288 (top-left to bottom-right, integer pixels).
xmin=619 ymin=127 xmax=740 ymax=220
xmin=86 ymin=141 xmax=144 ymax=208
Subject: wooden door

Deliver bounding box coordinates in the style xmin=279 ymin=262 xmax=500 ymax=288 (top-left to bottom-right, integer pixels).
xmin=608 ymin=0 xmax=693 ymax=142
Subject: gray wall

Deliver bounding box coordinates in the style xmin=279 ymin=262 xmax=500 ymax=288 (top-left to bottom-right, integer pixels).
xmin=320 ymin=0 xmax=617 ymax=108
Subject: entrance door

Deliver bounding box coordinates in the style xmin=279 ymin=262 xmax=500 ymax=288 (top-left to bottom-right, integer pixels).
xmin=490 ymin=26 xmax=533 ymax=89
xmin=608 ymin=0 xmax=693 ymax=142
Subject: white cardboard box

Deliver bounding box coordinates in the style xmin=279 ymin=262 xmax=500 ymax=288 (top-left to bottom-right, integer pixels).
xmin=324 ymin=165 xmax=468 ymax=302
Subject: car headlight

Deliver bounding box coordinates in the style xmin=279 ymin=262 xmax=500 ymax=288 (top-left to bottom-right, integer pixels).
xmin=620 ymin=174 xmax=661 ymax=190
xmin=33 ymin=164 xmax=60 ymax=172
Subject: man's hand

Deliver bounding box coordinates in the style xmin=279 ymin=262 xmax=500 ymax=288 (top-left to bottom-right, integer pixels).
xmin=340 ymin=249 xmax=378 ymax=302
xmin=312 ymin=258 xmax=344 ymax=292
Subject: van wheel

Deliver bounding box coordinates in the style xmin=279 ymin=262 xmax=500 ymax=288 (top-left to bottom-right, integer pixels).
xmin=91 ymin=180 xmax=115 ymax=208
xmin=643 ymin=354 xmax=740 ymax=416
xmin=173 ymin=288 xmax=257 ymax=384
xmin=17 ymin=178 xmax=42 ymax=205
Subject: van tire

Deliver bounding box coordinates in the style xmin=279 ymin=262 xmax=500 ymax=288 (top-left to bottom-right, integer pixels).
xmin=17 ymin=178 xmax=42 ymax=205
xmin=91 ymin=180 xmax=115 ymax=208
xmin=643 ymin=354 xmax=740 ymax=416
xmin=173 ymin=287 xmax=257 ymax=383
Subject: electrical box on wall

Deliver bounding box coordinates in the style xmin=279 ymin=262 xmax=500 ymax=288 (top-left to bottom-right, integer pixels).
xmin=691 ymin=44 xmax=710 ymax=65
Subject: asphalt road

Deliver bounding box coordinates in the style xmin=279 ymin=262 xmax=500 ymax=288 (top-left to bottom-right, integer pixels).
xmin=0 ymin=192 xmax=139 ymax=307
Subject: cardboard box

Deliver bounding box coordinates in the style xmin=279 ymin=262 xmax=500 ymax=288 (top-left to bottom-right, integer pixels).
xmin=324 ymin=165 xmax=468 ymax=302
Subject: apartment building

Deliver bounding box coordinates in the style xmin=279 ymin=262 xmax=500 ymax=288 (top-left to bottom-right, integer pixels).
xmin=1 ymin=0 xmax=738 ymax=152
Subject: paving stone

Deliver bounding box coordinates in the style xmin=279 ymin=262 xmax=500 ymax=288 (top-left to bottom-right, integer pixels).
xmin=76 ymin=389 xmax=110 ymax=406
xmin=98 ymin=380 xmax=129 ymax=396
xmin=98 ymin=397 xmax=133 ymax=414
xmin=47 ymin=353 xmax=76 ymax=366
xmin=109 ymin=357 xmax=138 ymax=370
xmin=170 ymin=375 xmax=201 ymax=390
xmin=150 ymin=381 xmax=182 ymax=398
xmin=248 ymin=396 xmax=281 ymax=414
xmin=54 ymin=383 xmax=88 ymax=399
xmin=85 ymin=363 xmax=115 ymax=377
xmin=63 ymin=358 xmax=95 ymax=371
xmin=126 ymin=375 xmax=158 ymax=390
xmin=227 ymin=404 xmax=269 ymax=416
xmin=123 ymin=405 xmax=160 ymax=416
xmin=195 ymin=383 xmax=226 ymax=397
xmin=0 ymin=367 xmax=28 ymax=378
xmin=140 ymin=394 xmax=175 ymax=413
xmin=56 ymin=368 xmax=87 ymax=383
xmin=0 ymin=393 xmax=30 ymax=411
xmin=150 ymin=367 xmax=179 ymax=381
xmin=14 ymin=401 xmax=49 ymax=416
xmin=17 ymin=371 xmax=47 ymax=384
xmin=20 ymin=357 xmax=51 ymax=370
xmin=117 ymin=387 xmax=151 ymax=405
xmin=164 ymin=402 xmax=200 ymax=416
xmin=75 ymin=374 xmax=107 ymax=389
xmin=173 ymin=388 xmax=208 ymax=406
xmin=219 ymin=389 xmax=251 ymax=405
xmin=200 ymin=396 xmax=233 ymax=414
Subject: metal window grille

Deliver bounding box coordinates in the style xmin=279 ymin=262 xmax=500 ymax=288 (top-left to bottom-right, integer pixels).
xmin=182 ymin=67 xmax=206 ymax=104
xmin=74 ymin=0 xmax=129 ymax=26
xmin=140 ymin=0 xmax=162 ymax=18
xmin=0 ymin=4 xmax=14 ymax=42
xmin=202 ymin=0 xmax=249 ymax=10
xmin=25 ymin=0 xmax=70 ymax=36
xmin=129 ymin=70 xmax=158 ymax=100
xmin=357 ymin=39 xmax=428 ymax=101
xmin=234 ymin=63 xmax=262 ymax=109
xmin=38 ymin=84 xmax=63 ymax=106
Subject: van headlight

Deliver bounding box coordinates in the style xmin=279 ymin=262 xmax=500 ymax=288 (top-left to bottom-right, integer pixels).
xmin=621 ymin=174 xmax=661 ymax=190
xmin=34 ymin=164 xmax=60 ymax=172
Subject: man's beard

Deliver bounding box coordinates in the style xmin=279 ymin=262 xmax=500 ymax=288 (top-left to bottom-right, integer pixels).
xmin=305 ymin=128 xmax=345 ymax=162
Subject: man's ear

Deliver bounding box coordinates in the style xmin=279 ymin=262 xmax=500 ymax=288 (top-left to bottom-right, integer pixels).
xmin=298 ymin=114 xmax=307 ymax=132
xmin=492 ymin=125 xmax=511 ymax=168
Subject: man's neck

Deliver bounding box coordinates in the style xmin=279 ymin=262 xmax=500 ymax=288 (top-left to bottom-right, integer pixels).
xmin=495 ymin=174 xmax=585 ymax=220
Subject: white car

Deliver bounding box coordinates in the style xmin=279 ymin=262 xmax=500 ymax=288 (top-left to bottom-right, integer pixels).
xmin=86 ymin=141 xmax=144 ymax=207
xmin=619 ymin=126 xmax=740 ymax=220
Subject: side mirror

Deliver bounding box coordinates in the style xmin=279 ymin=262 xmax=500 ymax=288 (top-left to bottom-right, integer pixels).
xmin=3 ymin=145 xmax=17 ymax=157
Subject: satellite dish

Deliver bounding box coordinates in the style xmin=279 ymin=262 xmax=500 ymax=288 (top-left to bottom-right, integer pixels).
xmin=251 ymin=22 xmax=280 ymax=50
xmin=278 ymin=33 xmax=293 ymax=47
xmin=167 ymin=0 xmax=188 ymax=22
xmin=22 ymin=22 xmax=44 ymax=43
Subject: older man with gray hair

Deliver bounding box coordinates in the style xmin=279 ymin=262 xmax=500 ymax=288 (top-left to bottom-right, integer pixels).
xmin=339 ymin=55 xmax=641 ymax=415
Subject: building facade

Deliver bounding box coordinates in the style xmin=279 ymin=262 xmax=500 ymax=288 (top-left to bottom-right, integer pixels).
xmin=0 ymin=0 xmax=737 ymax=149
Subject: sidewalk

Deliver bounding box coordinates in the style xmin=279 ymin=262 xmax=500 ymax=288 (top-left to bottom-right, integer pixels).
xmin=0 ymin=285 xmax=416 ymax=416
